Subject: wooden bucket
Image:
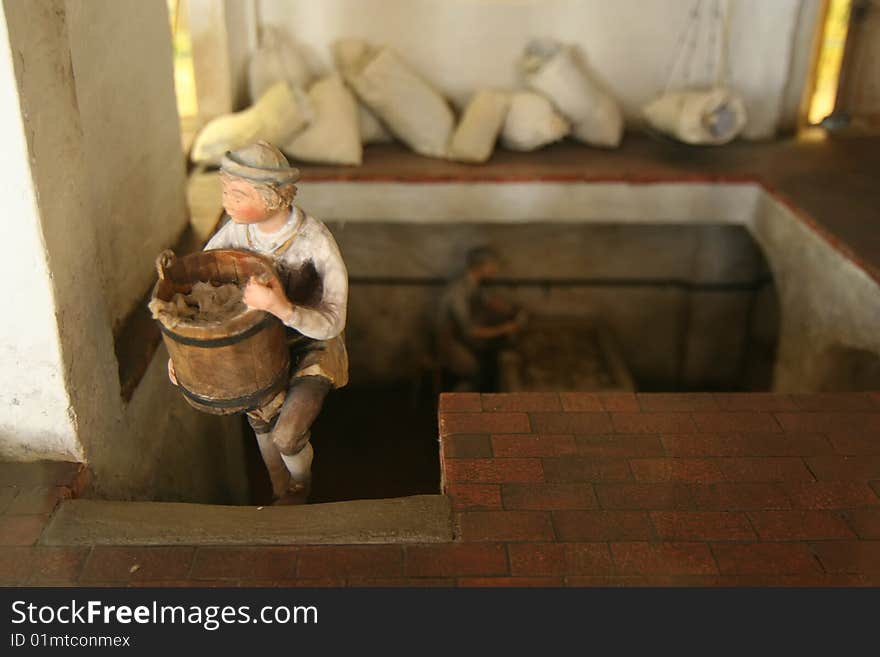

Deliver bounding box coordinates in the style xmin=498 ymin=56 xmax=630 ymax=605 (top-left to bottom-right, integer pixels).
xmin=151 ymin=249 xmax=290 ymax=415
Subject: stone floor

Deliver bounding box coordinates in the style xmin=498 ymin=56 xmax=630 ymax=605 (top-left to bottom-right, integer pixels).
xmin=1 ymin=392 xmax=878 ymax=586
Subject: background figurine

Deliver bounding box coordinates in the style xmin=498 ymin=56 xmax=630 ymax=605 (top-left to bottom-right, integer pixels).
xmin=168 ymin=141 xmax=349 ymax=504
xmin=436 ymin=246 xmax=527 ymax=391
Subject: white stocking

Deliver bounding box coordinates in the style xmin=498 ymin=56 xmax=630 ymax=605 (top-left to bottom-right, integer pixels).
xmin=280 ymin=440 xmax=314 ymax=485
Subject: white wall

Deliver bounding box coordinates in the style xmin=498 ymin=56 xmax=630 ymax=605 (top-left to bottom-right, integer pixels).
xmin=189 ymin=0 xmax=259 ymax=118
xmin=0 ymin=2 xmax=81 ymax=462
xmin=67 ymin=0 xmax=190 ymax=328
xmin=0 ymin=0 xmax=249 ymax=503
xmin=297 ymin=179 xmax=880 ymax=392
xmin=751 ymin=194 xmax=880 ymax=392
xmin=257 ymin=0 xmax=817 ymax=138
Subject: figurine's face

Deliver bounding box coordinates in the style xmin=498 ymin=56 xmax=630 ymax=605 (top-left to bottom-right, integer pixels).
xmin=221 ymin=176 xmax=270 ymax=224
xmin=475 ymin=259 xmax=500 ymax=282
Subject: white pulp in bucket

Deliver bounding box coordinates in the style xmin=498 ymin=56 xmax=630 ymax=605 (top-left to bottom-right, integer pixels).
xmin=150 ymin=281 xmax=247 ymax=327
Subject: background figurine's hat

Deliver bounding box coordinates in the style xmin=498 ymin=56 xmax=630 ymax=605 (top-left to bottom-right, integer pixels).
xmin=220 ymin=140 xmax=300 ymax=184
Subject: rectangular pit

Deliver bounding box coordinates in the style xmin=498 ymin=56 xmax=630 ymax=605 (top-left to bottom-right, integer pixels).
xmin=78 ymin=181 xmax=880 ymax=510
xmin=332 ymin=221 xmax=779 ymax=392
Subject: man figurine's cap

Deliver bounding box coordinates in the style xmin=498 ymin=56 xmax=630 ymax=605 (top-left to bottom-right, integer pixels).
xmin=220 ymin=141 xmax=300 ymax=185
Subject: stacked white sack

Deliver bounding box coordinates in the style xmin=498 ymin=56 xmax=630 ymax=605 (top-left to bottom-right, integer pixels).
xmin=522 ymin=40 xmax=623 ymax=149
xmin=283 ymin=74 xmax=362 ymax=166
xmin=448 ymin=90 xmax=511 ymax=163
xmin=356 ymin=103 xmax=393 ymax=144
xmin=191 ymin=82 xmax=311 ymax=166
xmin=501 ymin=92 xmax=570 ymax=151
xmin=345 ymin=45 xmax=455 ymax=158
xmin=248 ymin=27 xmax=312 ymax=103
xmin=333 ymin=39 xmax=394 ymax=145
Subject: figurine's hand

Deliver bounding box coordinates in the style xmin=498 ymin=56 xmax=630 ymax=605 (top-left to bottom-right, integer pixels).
xmin=502 ymin=312 xmax=528 ymax=335
xmin=505 ymin=320 xmax=523 ymax=335
xmin=243 ymin=276 xmax=294 ymax=321
xmin=167 ymin=358 xmax=178 ymax=386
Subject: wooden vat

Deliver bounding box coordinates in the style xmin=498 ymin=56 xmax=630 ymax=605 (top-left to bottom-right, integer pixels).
xmin=151 ymin=249 xmax=290 ymax=415
xmin=499 ymin=316 xmax=636 ymax=392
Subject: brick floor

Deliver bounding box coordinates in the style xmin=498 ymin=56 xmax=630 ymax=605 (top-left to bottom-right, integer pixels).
xmin=3 ymin=392 xmax=880 ymax=587
xmin=82 ymin=547 xmax=196 ymax=584
xmin=437 ymin=393 xmax=880 ymax=585
xmin=0 ymin=461 xmax=85 ymax=551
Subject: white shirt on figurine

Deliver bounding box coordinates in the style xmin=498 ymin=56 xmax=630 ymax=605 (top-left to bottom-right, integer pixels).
xmin=205 ymin=205 xmax=348 ymax=342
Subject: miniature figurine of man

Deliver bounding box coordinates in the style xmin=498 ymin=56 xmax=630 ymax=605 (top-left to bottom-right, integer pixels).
xmin=436 ymin=246 xmax=526 ymax=391
xmin=168 ymin=141 xmax=348 ymax=504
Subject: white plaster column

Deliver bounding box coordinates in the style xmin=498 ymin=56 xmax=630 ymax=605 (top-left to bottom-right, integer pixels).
xmin=0 ymin=0 xmax=249 ymax=503
xmin=0 ymin=0 xmax=93 ymax=463
xmin=188 ymin=0 xmax=258 ymax=119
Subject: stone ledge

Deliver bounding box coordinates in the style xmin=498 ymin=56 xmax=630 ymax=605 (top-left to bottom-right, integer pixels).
xmin=39 ymin=495 xmax=452 ymax=546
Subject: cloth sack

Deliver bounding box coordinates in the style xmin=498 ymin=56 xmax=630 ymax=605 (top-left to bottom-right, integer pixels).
xmin=358 ymin=103 xmax=394 ymax=144
xmin=283 ymin=74 xmax=362 ymax=166
xmin=191 ymin=82 xmax=310 ymax=166
xmin=642 ymin=87 xmax=747 ymax=145
xmin=448 ymin=90 xmax=511 ymax=163
xmin=332 ymin=39 xmax=394 ymax=145
xmin=333 ymin=38 xmax=374 ymax=81
xmin=522 ymin=40 xmax=623 ymax=148
xmin=500 ymin=91 xmax=570 ymax=152
xmin=346 ymin=46 xmax=454 ymax=158
xmin=248 ymin=27 xmax=312 ymax=102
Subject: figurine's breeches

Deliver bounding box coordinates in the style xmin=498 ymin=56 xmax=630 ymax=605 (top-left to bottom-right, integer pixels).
xmin=439 ymin=338 xmax=480 ymax=378
xmin=247 ymin=375 xmax=331 ymax=456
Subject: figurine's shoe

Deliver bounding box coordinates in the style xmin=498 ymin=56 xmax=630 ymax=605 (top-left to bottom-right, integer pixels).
xmin=273 ymin=481 xmax=310 ymax=506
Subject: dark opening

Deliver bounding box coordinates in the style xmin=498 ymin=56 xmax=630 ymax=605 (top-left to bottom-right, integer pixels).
xmin=243 ymin=221 xmax=782 ymax=504
xmin=333 ymin=221 xmax=781 ymax=393
xmin=244 ymin=384 xmax=439 ymax=506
